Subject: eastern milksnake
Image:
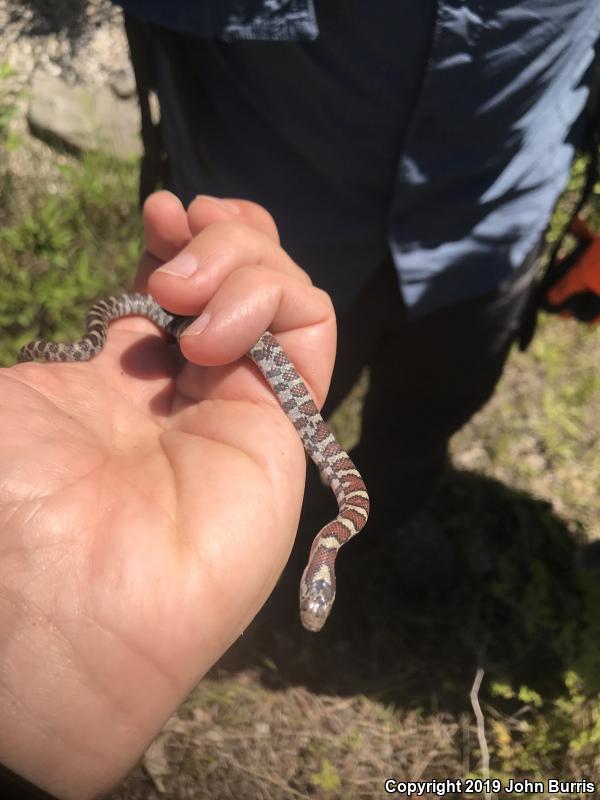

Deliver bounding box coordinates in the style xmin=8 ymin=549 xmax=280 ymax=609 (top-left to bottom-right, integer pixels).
xmin=18 ymin=293 xmax=370 ymax=632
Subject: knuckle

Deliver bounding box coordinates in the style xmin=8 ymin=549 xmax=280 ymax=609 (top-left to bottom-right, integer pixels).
xmin=314 ymin=286 xmax=336 ymax=316
xmin=245 ymin=200 xmax=279 ymax=235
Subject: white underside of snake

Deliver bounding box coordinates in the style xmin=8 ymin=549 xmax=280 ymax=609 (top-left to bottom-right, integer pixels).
xmin=18 ymin=293 xmax=370 ymax=632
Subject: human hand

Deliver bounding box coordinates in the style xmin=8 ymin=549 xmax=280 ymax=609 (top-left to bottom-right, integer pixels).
xmin=0 ymin=192 xmax=335 ymax=799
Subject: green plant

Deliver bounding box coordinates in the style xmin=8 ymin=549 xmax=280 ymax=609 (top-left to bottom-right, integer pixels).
xmin=0 ymin=151 xmax=142 ymax=365
xmin=0 ymin=62 xmax=18 ymax=146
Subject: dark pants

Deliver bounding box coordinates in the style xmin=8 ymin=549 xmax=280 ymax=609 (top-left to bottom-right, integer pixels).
xmin=125 ymin=16 xmax=540 ymax=527
xmin=322 ymin=252 xmax=538 ymax=525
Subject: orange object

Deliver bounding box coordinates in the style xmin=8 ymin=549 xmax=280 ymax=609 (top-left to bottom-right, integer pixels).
xmin=544 ymin=215 xmax=600 ymax=323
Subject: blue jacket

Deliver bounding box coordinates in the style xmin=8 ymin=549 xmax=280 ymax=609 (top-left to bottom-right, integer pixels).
xmin=113 ymin=0 xmax=600 ymax=315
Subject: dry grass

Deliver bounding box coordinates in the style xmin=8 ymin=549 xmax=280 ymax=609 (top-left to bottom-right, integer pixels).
xmin=118 ymin=681 xmax=470 ymax=799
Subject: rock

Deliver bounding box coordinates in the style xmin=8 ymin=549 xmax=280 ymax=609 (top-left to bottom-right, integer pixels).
xmin=109 ymin=66 xmax=137 ymax=99
xmin=27 ymin=71 xmax=141 ymax=159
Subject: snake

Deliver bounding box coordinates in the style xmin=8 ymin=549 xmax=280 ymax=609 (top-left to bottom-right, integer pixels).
xmin=18 ymin=293 xmax=370 ymax=632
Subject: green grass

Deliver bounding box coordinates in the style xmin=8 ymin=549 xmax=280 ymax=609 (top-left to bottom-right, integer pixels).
xmin=2 ymin=64 xmax=600 ymax=798
xmin=0 ymin=150 xmax=142 ymax=365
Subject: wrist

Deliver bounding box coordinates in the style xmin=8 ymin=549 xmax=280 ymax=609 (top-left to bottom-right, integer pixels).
xmin=0 ymin=761 xmax=61 ymax=799
xmin=0 ymin=680 xmax=130 ymax=800
xmin=0 ymin=593 xmax=154 ymax=800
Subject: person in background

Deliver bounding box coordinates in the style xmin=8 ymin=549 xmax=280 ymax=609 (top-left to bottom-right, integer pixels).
xmin=120 ymin=0 xmax=600 ymax=534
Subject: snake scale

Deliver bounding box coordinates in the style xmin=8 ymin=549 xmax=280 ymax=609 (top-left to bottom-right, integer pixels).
xmin=18 ymin=293 xmax=370 ymax=632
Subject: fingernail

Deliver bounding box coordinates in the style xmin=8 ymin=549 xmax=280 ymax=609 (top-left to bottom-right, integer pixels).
xmin=181 ymin=310 xmax=211 ymax=336
xmin=155 ymin=252 xmax=198 ymax=278
xmin=196 ymin=195 xmax=241 ymax=214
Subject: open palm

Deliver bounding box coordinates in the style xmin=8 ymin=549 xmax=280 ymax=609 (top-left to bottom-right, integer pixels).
xmin=0 ymin=193 xmax=336 ymax=798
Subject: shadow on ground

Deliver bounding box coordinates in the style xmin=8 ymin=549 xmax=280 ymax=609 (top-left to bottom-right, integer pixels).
xmin=213 ymin=463 xmax=600 ymax=710
xmin=112 ymin=463 xmax=600 ymax=799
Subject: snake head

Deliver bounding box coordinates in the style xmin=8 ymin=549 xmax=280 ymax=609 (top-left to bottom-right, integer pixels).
xmin=299 ymin=578 xmax=336 ymax=633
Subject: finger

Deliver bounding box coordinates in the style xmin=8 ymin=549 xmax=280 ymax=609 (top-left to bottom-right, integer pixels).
xmin=148 ymin=221 xmax=312 ymax=317
xmin=187 ymin=195 xmax=280 ymax=243
xmin=143 ymin=190 xmax=192 ymax=262
xmin=176 ymin=264 xmax=335 ymax=407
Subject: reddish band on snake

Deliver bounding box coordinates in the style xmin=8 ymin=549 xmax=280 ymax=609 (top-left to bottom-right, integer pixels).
xmin=18 ymin=292 xmax=370 ymax=632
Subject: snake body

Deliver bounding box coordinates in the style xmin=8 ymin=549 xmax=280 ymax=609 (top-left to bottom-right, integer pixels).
xmin=18 ymin=293 xmax=370 ymax=632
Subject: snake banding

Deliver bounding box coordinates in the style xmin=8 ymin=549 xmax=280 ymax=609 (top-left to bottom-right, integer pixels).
xmin=18 ymin=292 xmax=370 ymax=632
